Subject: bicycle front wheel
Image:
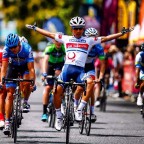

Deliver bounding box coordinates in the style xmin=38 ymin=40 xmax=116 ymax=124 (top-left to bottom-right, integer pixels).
xmin=100 ymin=90 xmax=107 ymax=112
xmin=13 ymin=96 xmax=18 ymax=143
xmin=85 ymin=102 xmax=91 ymax=136
xmin=66 ymin=104 xmax=70 ymax=144
xmin=79 ymin=108 xmax=85 ymax=134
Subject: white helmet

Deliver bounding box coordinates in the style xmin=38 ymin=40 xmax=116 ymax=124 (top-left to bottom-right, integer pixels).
xmin=69 ymin=16 xmax=85 ymax=27
xmin=85 ymin=27 xmax=98 ymax=37
xmin=19 ymin=36 xmax=28 ymax=43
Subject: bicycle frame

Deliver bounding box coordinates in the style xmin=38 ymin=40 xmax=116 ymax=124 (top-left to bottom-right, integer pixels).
xmin=45 ymin=76 xmax=86 ymax=144
xmin=2 ymin=77 xmax=33 ymax=143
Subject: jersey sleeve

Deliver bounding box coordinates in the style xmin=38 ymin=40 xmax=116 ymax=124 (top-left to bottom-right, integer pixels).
xmin=90 ymin=37 xmax=101 ymax=46
xmin=44 ymin=45 xmax=53 ymax=55
xmin=135 ymin=52 xmax=141 ymax=68
xmin=96 ymin=44 xmax=105 ymax=60
xmin=55 ymin=33 xmax=67 ymax=43
xmin=2 ymin=47 xmax=9 ymax=62
xmin=26 ymin=44 xmax=34 ymax=63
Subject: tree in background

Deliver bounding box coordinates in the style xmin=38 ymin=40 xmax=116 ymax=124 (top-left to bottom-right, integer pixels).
xmin=1 ymin=0 xmax=81 ymax=50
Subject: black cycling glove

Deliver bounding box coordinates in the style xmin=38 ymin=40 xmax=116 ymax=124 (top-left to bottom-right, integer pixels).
xmin=121 ymin=27 xmax=134 ymax=35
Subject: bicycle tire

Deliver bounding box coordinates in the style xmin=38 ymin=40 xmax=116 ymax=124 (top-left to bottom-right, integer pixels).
xmin=66 ymin=98 xmax=71 ymax=144
xmin=17 ymin=97 xmax=23 ymax=128
xmin=51 ymin=108 xmax=56 ymax=128
xmin=47 ymin=103 xmax=55 ymax=127
xmin=10 ymin=110 xmax=14 ymax=138
xmin=13 ymin=96 xmax=18 ymax=143
xmin=85 ymin=102 xmax=91 ymax=136
xmin=79 ymin=107 xmax=85 ymax=134
xmin=100 ymin=90 xmax=107 ymax=112
xmin=47 ymin=112 xmax=52 ymax=127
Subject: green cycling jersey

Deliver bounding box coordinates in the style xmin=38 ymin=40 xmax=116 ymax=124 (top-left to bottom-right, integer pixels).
xmin=44 ymin=44 xmax=65 ymax=63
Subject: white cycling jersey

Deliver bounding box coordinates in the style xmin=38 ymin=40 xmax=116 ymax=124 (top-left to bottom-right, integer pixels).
xmin=55 ymin=33 xmax=101 ymax=67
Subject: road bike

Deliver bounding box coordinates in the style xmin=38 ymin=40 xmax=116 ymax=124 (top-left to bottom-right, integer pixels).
xmin=79 ymin=80 xmax=103 ymax=136
xmin=42 ymin=76 xmax=56 ymax=128
xmin=46 ymin=76 xmax=87 ymax=144
xmin=47 ymin=92 xmax=56 ymax=128
xmin=58 ymin=79 xmax=86 ymax=144
xmin=2 ymin=77 xmax=34 ymax=143
xmin=99 ymin=82 xmax=107 ymax=112
xmin=79 ymin=99 xmax=91 ymax=136
xmin=98 ymin=77 xmax=108 ymax=112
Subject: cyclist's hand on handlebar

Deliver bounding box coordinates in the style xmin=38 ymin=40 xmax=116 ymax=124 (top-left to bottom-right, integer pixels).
xmin=42 ymin=73 xmax=47 ymax=77
xmin=135 ymin=83 xmax=140 ymax=89
xmin=26 ymin=22 xmax=37 ymax=31
xmin=121 ymin=26 xmax=134 ymax=35
xmin=30 ymin=84 xmax=37 ymax=92
xmin=41 ymin=73 xmax=47 ymax=81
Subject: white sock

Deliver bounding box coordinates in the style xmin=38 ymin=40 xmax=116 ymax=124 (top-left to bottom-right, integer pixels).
xmin=56 ymin=108 xmax=62 ymax=118
xmin=74 ymin=98 xmax=79 ymax=108
xmin=77 ymin=100 xmax=87 ymax=111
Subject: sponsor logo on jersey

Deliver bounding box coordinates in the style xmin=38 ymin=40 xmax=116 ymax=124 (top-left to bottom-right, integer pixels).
xmin=69 ymin=39 xmax=86 ymax=43
xmin=67 ymin=52 xmax=76 ymax=60
xmin=58 ymin=34 xmax=62 ymax=39
xmin=12 ymin=57 xmax=26 ymax=62
xmin=29 ymin=51 xmax=33 ymax=58
xmin=66 ymin=43 xmax=89 ymax=50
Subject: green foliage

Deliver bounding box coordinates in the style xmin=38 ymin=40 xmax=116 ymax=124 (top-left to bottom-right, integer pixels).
xmin=1 ymin=0 xmax=82 ymax=50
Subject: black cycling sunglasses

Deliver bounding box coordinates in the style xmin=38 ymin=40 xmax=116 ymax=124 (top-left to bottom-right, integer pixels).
xmin=72 ymin=27 xmax=84 ymax=30
xmin=9 ymin=45 xmax=18 ymax=50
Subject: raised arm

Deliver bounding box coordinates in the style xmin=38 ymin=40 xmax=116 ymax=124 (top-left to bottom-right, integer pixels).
xmin=26 ymin=23 xmax=55 ymax=39
xmin=101 ymin=27 xmax=134 ymax=43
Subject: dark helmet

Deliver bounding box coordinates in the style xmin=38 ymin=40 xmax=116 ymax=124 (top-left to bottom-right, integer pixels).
xmin=5 ymin=33 xmax=19 ymax=48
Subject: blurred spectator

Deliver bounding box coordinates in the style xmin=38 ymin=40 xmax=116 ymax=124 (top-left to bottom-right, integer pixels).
xmin=122 ymin=48 xmax=135 ymax=96
xmin=33 ymin=51 xmax=43 ymax=85
xmin=83 ymin=6 xmax=100 ymax=32
xmin=109 ymin=45 xmax=124 ymax=97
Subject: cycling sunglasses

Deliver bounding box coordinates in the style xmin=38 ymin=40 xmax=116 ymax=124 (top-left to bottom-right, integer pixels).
xmin=9 ymin=43 xmax=20 ymax=50
xmin=72 ymin=27 xmax=84 ymax=30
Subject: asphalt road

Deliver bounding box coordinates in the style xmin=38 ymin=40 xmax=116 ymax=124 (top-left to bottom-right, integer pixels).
xmin=0 ymin=85 xmax=144 ymax=144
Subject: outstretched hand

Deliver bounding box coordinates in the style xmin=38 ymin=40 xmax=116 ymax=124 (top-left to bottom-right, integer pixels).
xmin=25 ymin=22 xmax=37 ymax=31
xmin=121 ymin=26 xmax=134 ymax=35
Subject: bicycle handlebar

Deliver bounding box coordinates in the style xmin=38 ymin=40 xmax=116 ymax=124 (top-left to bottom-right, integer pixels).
xmin=2 ymin=77 xmax=34 ymax=85
xmin=43 ymin=75 xmax=87 ymax=95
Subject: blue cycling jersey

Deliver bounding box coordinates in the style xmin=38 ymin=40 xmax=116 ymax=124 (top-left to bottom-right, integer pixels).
xmin=3 ymin=42 xmax=34 ymax=65
xmin=86 ymin=44 xmax=105 ymax=64
xmin=135 ymin=51 xmax=144 ymax=71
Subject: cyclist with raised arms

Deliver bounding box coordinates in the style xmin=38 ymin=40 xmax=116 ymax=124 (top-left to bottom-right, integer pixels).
xmin=135 ymin=43 xmax=144 ymax=106
xmin=0 ymin=33 xmax=36 ymax=135
xmin=74 ymin=27 xmax=105 ymax=122
xmin=26 ymin=16 xmax=134 ymax=131
xmin=41 ymin=39 xmax=65 ymax=122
